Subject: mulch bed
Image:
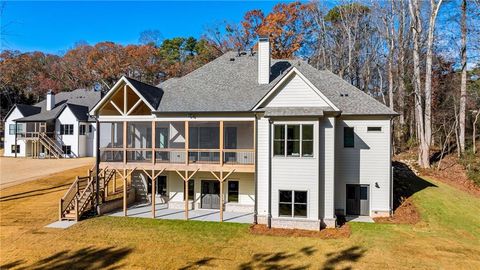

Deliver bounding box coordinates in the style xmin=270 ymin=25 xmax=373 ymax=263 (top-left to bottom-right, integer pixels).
xmin=249 ymin=224 xmax=351 ymax=239
xmin=374 ymin=198 xmax=420 ymax=224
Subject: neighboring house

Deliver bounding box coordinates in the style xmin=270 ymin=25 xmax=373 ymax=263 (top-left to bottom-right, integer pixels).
xmin=63 ymin=38 xmax=396 ymax=230
xmin=3 ymin=89 xmax=101 ymax=158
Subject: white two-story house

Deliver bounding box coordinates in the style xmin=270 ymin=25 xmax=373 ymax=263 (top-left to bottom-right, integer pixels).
xmin=3 ymin=89 xmax=101 ymax=158
xmin=61 ymin=38 xmax=396 ymax=230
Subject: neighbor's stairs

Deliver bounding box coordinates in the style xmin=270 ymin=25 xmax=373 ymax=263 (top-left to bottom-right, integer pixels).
xmin=38 ymin=132 xmax=64 ymax=158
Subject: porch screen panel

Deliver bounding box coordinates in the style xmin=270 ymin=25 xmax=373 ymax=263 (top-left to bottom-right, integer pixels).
xmin=99 ymin=122 xmax=124 ymax=148
xmin=128 ymin=122 xmax=152 ymax=148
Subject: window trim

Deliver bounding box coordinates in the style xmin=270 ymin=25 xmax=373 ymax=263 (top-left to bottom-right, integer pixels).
xmin=11 ymin=144 xmax=20 ymax=153
xmin=79 ymin=125 xmax=86 ymax=135
xmin=273 ymin=124 xmax=314 ymax=158
xmin=343 ymin=127 xmax=355 ymax=148
xmin=278 ymin=190 xmax=308 ymax=218
xmin=60 ymin=124 xmax=74 ymax=135
xmin=367 ymin=126 xmax=382 ymax=132
xmin=227 ymin=180 xmax=239 ymax=203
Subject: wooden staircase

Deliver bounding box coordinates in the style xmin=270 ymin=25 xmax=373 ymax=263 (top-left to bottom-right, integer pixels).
xmin=59 ymin=166 xmax=115 ymax=221
xmin=39 ymin=132 xmax=64 ymax=158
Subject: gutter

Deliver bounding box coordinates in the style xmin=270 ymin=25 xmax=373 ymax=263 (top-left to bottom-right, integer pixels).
xmin=254 ymin=113 xmax=258 ymax=224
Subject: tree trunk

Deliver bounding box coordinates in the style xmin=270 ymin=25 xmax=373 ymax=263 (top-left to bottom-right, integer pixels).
xmin=409 ymin=0 xmax=430 ymax=168
xmin=459 ymin=0 xmax=467 ymax=154
xmin=424 ymin=0 xmax=443 ymax=149
xmin=473 ymin=110 xmax=480 ymax=154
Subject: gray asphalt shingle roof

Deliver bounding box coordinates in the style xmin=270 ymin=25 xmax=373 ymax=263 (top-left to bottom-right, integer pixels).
xmin=125 ymin=77 xmax=164 ymax=109
xmin=15 ymin=89 xmax=101 ymax=122
xmin=156 ymin=51 xmax=397 ymax=115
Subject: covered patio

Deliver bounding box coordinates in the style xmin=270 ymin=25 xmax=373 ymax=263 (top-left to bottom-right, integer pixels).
xmin=108 ymin=202 xmax=254 ymax=224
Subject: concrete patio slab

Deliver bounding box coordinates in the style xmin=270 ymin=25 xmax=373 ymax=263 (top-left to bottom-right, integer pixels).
xmin=108 ymin=203 xmax=254 ymax=224
xmin=346 ymin=215 xmax=375 ymax=223
xmin=45 ymin=220 xmax=77 ymax=229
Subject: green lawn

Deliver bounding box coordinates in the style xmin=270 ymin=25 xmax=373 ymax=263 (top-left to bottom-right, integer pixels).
xmin=1 ymin=168 xmax=479 ymax=269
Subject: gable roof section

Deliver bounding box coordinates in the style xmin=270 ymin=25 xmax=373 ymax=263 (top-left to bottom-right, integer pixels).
xmin=253 ymin=67 xmax=340 ymax=111
xmin=90 ymin=76 xmax=163 ymax=114
xmin=124 ymin=77 xmax=163 ymax=109
xmin=3 ymin=104 xmax=41 ymax=121
xmin=155 ymin=51 xmax=397 ymax=116
xmin=14 ymin=89 xmax=101 ymax=122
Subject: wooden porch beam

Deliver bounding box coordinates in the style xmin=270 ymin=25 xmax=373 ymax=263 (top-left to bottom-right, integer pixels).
xmin=126 ymin=98 xmax=143 ymax=116
xmin=110 ymin=101 xmax=124 ymax=116
xmin=209 ymin=169 xmax=235 ymax=222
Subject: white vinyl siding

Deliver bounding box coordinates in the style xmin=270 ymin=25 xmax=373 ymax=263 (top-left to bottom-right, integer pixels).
xmin=334 ymin=117 xmax=392 ymax=215
xmin=265 ymin=73 xmax=331 ymax=108
xmin=56 ymin=107 xmax=79 ymax=158
xmin=256 ymin=116 xmax=270 ymax=216
xmin=271 ymin=119 xmax=319 ymax=220
xmin=3 ymin=108 xmax=26 ymax=157
xmin=320 ymin=117 xmax=335 ymax=219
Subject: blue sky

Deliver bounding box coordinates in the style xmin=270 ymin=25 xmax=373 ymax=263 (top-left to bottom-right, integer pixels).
xmin=1 ymin=1 xmax=281 ymax=54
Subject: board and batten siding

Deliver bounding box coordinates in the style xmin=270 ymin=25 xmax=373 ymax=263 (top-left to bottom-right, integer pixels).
xmin=319 ymin=117 xmax=335 ymax=221
xmin=264 ymin=73 xmax=331 ymax=108
xmin=334 ymin=116 xmax=392 ymax=215
xmin=56 ymin=106 xmax=79 ymax=158
xmin=270 ymin=119 xmax=320 ymax=221
xmin=256 ymin=116 xmax=270 ymax=218
xmin=3 ymin=108 xmax=26 ymax=157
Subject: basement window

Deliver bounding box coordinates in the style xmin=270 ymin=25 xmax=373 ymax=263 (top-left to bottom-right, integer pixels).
xmin=279 ymin=190 xmax=307 ymax=218
xmin=11 ymin=144 xmax=20 ymax=154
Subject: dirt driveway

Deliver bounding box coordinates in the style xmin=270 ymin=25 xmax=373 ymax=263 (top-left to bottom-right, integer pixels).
xmin=0 ymin=157 xmax=94 ymax=189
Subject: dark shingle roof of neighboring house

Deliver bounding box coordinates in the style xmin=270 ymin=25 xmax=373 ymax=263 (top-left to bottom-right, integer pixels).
xmin=124 ymin=77 xmax=164 ymax=109
xmin=14 ymin=89 xmax=101 ymax=122
xmin=155 ymin=51 xmax=397 ymax=115
xmin=15 ymin=104 xmax=42 ymax=117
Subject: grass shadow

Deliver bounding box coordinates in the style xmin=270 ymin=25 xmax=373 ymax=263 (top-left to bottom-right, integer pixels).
xmin=392 ymin=161 xmax=437 ymax=210
xmin=2 ymin=246 xmax=132 ymax=270
xmin=0 ymin=183 xmax=71 ymax=202
xmin=322 ymin=246 xmax=366 ymax=270
xmin=238 ymin=246 xmax=317 ymax=269
xmin=179 ymin=257 xmax=216 ymax=270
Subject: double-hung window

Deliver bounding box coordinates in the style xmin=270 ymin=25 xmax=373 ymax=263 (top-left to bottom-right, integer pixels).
xmin=79 ymin=125 xmax=86 ymax=135
xmin=279 ymin=190 xmax=308 ymax=218
xmin=273 ymin=124 xmax=314 ymax=157
xmin=60 ymin=124 xmax=74 ymax=135
xmin=9 ymin=124 xmax=23 ymax=135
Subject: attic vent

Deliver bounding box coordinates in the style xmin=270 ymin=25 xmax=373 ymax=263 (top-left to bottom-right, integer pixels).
xmin=230 ymin=58 xmax=235 ymax=62
xmin=340 ymin=93 xmax=349 ymax=97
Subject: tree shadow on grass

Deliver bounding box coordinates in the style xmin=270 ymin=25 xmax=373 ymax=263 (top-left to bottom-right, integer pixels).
xmin=322 ymin=246 xmax=366 ymax=270
xmin=0 ymin=183 xmax=71 ymax=202
xmin=2 ymin=246 xmax=132 ymax=270
xmin=392 ymin=161 xmax=437 ymax=210
xmin=238 ymin=246 xmax=317 ymax=270
xmin=179 ymin=257 xmax=216 ymax=270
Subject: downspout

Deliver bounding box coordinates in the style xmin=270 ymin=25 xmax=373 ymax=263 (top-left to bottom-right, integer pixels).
xmin=267 ymin=119 xmax=272 ymax=228
xmin=95 ymin=117 xmax=100 ymax=215
xmin=254 ymin=113 xmax=258 ymax=224
xmin=14 ymin=122 xmax=17 ymax=158
xmin=389 ymin=116 xmax=394 ymax=216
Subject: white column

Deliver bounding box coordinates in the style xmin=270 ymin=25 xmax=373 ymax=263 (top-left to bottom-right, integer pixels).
xmin=323 ymin=116 xmax=336 ymax=226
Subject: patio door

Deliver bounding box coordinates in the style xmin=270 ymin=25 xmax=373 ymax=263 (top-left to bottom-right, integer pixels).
xmin=346 ymin=184 xmax=370 ymax=216
xmin=201 ymin=180 xmax=220 ymax=209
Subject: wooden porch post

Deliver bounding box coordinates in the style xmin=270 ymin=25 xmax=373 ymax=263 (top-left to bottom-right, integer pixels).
xmin=123 ymin=121 xmax=127 ymax=164
xmin=152 ymin=121 xmax=156 ymax=165
xmin=220 ymin=121 xmax=224 ymax=165
xmin=175 ymin=169 xmax=199 ymax=221
xmin=184 ymin=170 xmax=189 ymax=220
xmin=123 ymin=168 xmax=127 ymax=216
xmin=210 ymin=170 xmax=235 ymax=222
xmin=185 ymin=121 xmax=189 ymax=165
xmin=219 ymin=171 xmax=224 ymax=222
xmin=152 ymin=168 xmax=156 ymax=218
xmin=113 ymin=172 xmax=117 ymax=193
